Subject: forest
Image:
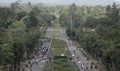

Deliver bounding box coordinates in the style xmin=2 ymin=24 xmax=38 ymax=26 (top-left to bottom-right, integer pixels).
xmin=65 ymin=3 xmax=120 ymax=71
xmin=0 ymin=2 xmax=55 ymax=70
xmin=0 ymin=1 xmax=120 ymax=71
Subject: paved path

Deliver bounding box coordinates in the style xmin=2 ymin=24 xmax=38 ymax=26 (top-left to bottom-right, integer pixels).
xmin=31 ymin=26 xmax=98 ymax=71
xmin=31 ymin=28 xmax=52 ymax=71
xmin=31 ymin=27 xmax=65 ymax=71
xmin=61 ymin=27 xmax=98 ymax=71
xmin=67 ymin=40 xmax=98 ymax=71
xmin=52 ymin=27 xmax=98 ymax=71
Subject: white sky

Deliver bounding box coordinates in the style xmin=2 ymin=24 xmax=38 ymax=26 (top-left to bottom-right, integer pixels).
xmin=0 ymin=0 xmax=119 ymax=6
xmin=115 ymin=0 xmax=120 ymax=1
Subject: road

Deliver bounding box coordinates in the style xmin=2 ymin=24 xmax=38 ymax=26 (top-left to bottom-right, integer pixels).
xmin=46 ymin=26 xmax=98 ymax=71
xmin=61 ymin=27 xmax=98 ymax=71
xmin=31 ymin=30 xmax=52 ymax=71
xmin=31 ymin=26 xmax=98 ymax=71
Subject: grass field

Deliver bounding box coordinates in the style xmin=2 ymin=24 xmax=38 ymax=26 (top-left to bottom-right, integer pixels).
xmin=44 ymin=39 xmax=79 ymax=71
xmin=51 ymin=39 xmax=69 ymax=56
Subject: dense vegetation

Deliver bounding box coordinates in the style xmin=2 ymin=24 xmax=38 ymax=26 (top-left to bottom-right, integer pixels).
xmin=0 ymin=2 xmax=54 ymax=70
xmin=0 ymin=1 xmax=119 ymax=71
xmin=61 ymin=3 xmax=120 ymax=71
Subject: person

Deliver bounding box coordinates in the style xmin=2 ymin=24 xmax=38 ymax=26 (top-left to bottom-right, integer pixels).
xmin=91 ymin=64 xmax=93 ymax=70
xmin=86 ymin=67 xmax=89 ymax=71
xmin=28 ymin=60 xmax=31 ymax=64
xmin=25 ymin=64 xmax=28 ymax=67
xmin=78 ymin=60 xmax=81 ymax=64
xmin=72 ymin=54 xmax=75 ymax=57
xmin=91 ymin=62 xmax=94 ymax=70
xmin=83 ymin=68 xmax=87 ymax=71
xmin=69 ymin=57 xmax=72 ymax=61
xmin=73 ymin=50 xmax=75 ymax=53
xmin=95 ymin=64 xmax=97 ymax=69
xmin=81 ymin=64 xmax=84 ymax=69
xmin=22 ymin=68 xmax=25 ymax=71
xmin=77 ymin=56 xmax=81 ymax=63
xmin=77 ymin=56 xmax=79 ymax=60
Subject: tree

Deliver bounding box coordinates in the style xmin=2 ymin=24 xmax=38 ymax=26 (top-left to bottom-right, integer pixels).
xmin=16 ymin=11 xmax=27 ymax=21
xmin=37 ymin=12 xmax=54 ymax=26
xmin=0 ymin=28 xmax=14 ymax=65
xmin=11 ymin=1 xmax=20 ymax=13
xmin=0 ymin=7 xmax=14 ymax=27
xmin=106 ymin=5 xmax=111 ymax=18
xmin=28 ymin=15 xmax=38 ymax=27
xmin=111 ymin=3 xmax=119 ymax=22
xmin=20 ymin=15 xmax=38 ymax=28
xmin=97 ymin=15 xmax=115 ymax=26
xmin=69 ymin=3 xmax=77 ymax=28
xmin=106 ymin=3 xmax=119 ymax=22
xmin=59 ymin=13 xmax=70 ymax=27
xmin=8 ymin=21 xmax=27 ymax=66
xmin=84 ymin=17 xmax=97 ymax=28
xmin=0 ymin=7 xmax=15 ymax=65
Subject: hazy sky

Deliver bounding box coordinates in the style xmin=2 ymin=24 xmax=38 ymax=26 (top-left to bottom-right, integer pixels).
xmin=0 ymin=0 xmax=120 ymax=6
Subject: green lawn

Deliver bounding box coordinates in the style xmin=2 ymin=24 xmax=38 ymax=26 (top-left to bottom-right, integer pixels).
xmin=51 ymin=39 xmax=69 ymax=56
xmin=44 ymin=39 xmax=79 ymax=71
xmin=50 ymin=39 xmax=71 ymax=71
xmin=50 ymin=59 xmax=71 ymax=71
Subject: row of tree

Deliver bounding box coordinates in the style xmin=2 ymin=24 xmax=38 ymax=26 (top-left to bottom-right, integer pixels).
xmin=0 ymin=6 xmax=40 ymax=69
xmin=63 ymin=3 xmax=120 ymax=71
xmin=0 ymin=2 xmax=55 ymax=70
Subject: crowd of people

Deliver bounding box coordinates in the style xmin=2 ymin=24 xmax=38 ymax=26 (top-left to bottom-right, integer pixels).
xmin=72 ymin=47 xmax=98 ymax=71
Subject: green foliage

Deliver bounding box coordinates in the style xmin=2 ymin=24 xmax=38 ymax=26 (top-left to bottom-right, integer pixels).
xmin=0 ymin=7 xmax=14 ymax=27
xmin=65 ymin=3 xmax=120 ymax=71
xmin=0 ymin=7 xmax=15 ymax=65
xmin=0 ymin=2 xmax=119 ymax=71
xmin=37 ymin=12 xmax=55 ymax=26
xmin=0 ymin=6 xmax=40 ymax=67
xmin=84 ymin=17 xmax=97 ymax=28
xmin=16 ymin=11 xmax=27 ymax=21
xmin=106 ymin=3 xmax=119 ymax=22
xmin=59 ymin=13 xmax=70 ymax=27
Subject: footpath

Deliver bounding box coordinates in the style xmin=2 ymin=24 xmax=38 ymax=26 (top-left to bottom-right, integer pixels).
xmin=72 ymin=40 xmax=107 ymax=71
xmin=20 ymin=59 xmax=31 ymax=71
xmin=20 ymin=39 xmax=52 ymax=71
